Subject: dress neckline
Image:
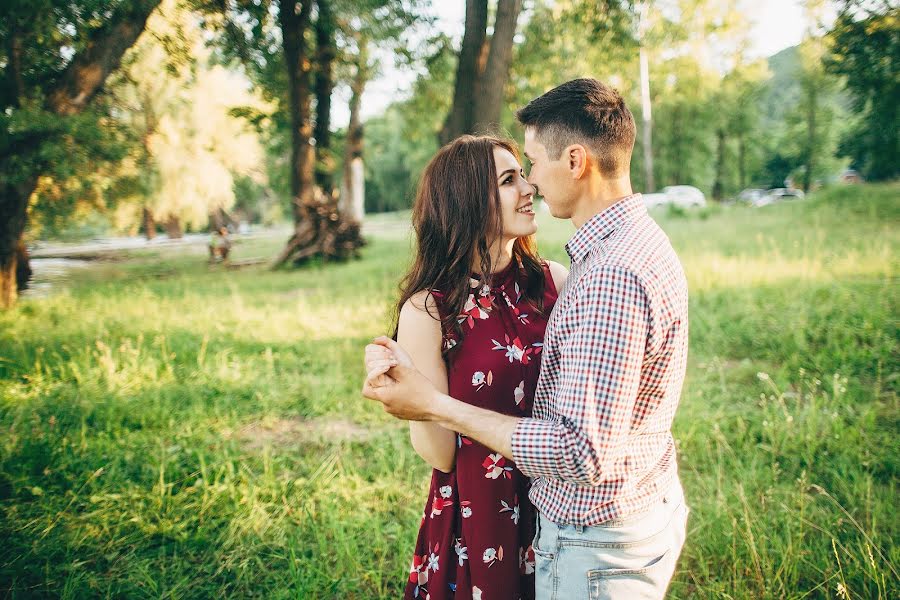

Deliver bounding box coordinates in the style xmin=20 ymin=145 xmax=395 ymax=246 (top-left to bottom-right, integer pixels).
xmin=469 ymin=259 xmax=518 ymax=289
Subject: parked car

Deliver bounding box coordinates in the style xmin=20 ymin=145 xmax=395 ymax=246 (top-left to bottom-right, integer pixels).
xmin=661 ymin=185 xmax=707 ymax=208
xmin=764 ymin=188 xmax=805 ymax=204
xmin=642 ymin=192 xmax=671 ymax=209
xmin=737 ymin=188 xmax=767 ymax=205
xmin=643 ymin=185 xmax=707 ymax=209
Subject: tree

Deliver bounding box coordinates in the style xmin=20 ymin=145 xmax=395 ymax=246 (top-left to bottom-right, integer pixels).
xmin=826 ymin=0 xmax=899 ymax=180
xmin=196 ymin=0 xmax=421 ymax=266
xmin=339 ymin=34 xmax=370 ymax=221
xmin=0 ymin=0 xmax=162 ymax=309
xmin=105 ymin=0 xmax=268 ymax=239
xmin=439 ymin=0 xmax=524 ymax=144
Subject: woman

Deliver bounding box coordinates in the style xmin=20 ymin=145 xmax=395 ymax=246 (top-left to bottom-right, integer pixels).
xmin=375 ymin=135 xmax=567 ymax=600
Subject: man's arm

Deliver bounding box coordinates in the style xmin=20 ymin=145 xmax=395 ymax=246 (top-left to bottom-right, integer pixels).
xmin=510 ymin=265 xmax=650 ymax=486
xmin=429 ymin=391 xmax=519 ymax=459
xmin=363 ymin=338 xmax=520 ymax=459
xmin=363 ymin=265 xmax=650 ymax=479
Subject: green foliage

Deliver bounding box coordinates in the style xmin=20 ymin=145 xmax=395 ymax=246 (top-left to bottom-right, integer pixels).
xmin=1 ymin=183 xmax=897 ymax=597
xmin=362 ymin=35 xmax=456 ymax=213
xmin=826 ymin=2 xmax=899 ymax=180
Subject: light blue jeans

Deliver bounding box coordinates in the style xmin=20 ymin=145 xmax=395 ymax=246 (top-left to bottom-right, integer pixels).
xmin=532 ymin=484 xmax=688 ymax=600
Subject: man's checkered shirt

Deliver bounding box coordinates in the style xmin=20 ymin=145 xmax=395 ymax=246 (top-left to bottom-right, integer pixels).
xmin=511 ymin=194 xmax=689 ymax=526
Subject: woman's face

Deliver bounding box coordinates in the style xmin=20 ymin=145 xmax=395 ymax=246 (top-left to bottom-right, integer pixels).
xmin=493 ymin=146 xmax=537 ymax=242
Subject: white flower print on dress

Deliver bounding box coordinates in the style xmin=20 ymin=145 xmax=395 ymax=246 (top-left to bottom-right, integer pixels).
xmin=458 ymin=278 xmax=493 ymax=329
xmin=427 ymin=551 xmax=440 ymax=573
xmin=439 ymin=485 xmax=452 ymax=498
xmin=498 ymin=284 xmax=530 ymax=324
xmin=499 ymin=495 xmax=520 ymax=525
xmin=472 ymin=586 xmax=483 ymax=600
xmin=455 ymin=538 xmax=469 ymax=566
xmin=460 ymin=500 xmax=472 ymax=518
xmin=513 ymin=380 xmax=525 ymax=406
xmin=490 ymin=334 xmax=542 ymax=364
xmin=471 ymin=370 xmax=493 ymax=391
xmin=483 ymin=545 xmax=504 ymax=567
xmin=482 ymin=453 xmax=514 ymax=479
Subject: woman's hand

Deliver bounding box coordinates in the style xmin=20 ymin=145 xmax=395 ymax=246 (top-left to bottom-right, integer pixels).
xmin=362 ymin=336 xmax=439 ymax=421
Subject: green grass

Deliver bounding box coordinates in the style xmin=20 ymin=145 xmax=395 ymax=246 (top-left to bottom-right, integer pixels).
xmin=1 ymin=183 xmax=898 ymax=598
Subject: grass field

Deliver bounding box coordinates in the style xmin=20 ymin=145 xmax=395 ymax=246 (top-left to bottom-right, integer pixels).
xmin=1 ymin=184 xmax=897 ymax=598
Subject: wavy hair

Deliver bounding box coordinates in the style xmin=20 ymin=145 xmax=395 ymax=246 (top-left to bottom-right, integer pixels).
xmin=393 ymin=135 xmax=546 ymax=354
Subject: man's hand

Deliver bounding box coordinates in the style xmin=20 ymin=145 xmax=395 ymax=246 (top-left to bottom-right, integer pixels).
xmin=362 ymin=336 xmax=438 ymax=421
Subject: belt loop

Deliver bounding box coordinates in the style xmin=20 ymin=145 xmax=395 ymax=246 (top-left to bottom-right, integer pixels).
xmin=575 ymin=523 xmax=584 ymax=534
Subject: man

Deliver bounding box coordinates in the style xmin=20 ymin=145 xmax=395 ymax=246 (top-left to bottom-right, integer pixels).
xmin=364 ymin=78 xmax=689 ymax=599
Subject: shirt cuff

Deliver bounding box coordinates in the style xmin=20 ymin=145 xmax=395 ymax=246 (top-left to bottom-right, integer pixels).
xmin=511 ymin=416 xmax=562 ymax=480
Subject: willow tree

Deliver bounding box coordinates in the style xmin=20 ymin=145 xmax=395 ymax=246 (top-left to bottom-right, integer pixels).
xmin=106 ymin=0 xmax=268 ymax=239
xmin=0 ymin=0 xmax=162 ymax=309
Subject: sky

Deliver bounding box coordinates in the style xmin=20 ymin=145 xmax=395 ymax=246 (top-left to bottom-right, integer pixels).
xmin=331 ymin=0 xmax=833 ymax=127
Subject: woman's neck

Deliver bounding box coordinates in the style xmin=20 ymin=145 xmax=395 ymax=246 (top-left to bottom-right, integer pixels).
xmin=472 ymin=238 xmax=515 ymax=275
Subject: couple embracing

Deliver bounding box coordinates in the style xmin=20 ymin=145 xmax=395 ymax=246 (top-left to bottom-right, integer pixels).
xmin=363 ymin=78 xmax=690 ymax=600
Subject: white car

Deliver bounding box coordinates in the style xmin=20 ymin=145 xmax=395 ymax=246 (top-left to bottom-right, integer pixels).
xmin=661 ymin=185 xmax=707 ymax=208
xmin=642 ymin=192 xmax=670 ymax=209
xmin=643 ymin=185 xmax=707 ymax=209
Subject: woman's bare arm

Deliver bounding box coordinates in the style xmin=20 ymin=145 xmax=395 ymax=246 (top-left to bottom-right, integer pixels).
xmin=397 ymin=291 xmax=456 ymax=473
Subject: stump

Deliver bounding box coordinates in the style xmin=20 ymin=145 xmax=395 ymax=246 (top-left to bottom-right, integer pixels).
xmin=272 ymin=189 xmax=365 ymax=267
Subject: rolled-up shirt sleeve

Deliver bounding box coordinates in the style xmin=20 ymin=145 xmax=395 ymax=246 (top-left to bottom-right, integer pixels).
xmin=511 ymin=264 xmax=650 ymax=486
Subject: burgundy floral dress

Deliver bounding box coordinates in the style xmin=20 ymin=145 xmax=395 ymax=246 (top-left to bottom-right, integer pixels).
xmin=405 ymin=261 xmax=559 ymax=600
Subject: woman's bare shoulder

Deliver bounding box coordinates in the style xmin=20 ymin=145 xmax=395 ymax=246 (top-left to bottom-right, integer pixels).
xmin=544 ymin=260 xmax=569 ymax=294
xmin=400 ymin=290 xmax=442 ymax=324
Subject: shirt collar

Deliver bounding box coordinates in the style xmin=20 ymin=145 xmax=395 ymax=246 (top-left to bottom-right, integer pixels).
xmin=565 ymin=194 xmax=646 ymax=263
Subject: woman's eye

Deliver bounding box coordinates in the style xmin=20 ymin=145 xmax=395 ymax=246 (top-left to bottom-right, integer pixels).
xmin=502 ymin=177 xmax=512 ymax=185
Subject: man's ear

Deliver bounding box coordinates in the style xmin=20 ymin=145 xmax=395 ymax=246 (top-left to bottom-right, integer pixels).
xmin=567 ymin=144 xmax=588 ymax=179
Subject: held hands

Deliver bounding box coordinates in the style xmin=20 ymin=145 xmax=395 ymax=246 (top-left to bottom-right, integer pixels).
xmin=362 ymin=336 xmax=439 ymax=421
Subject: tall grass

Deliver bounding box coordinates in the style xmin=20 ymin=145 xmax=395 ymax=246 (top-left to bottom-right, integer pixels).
xmin=1 ymin=183 xmax=897 ymax=598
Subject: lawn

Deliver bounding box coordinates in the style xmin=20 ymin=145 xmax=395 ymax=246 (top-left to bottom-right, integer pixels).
xmin=1 ymin=183 xmax=897 ymax=598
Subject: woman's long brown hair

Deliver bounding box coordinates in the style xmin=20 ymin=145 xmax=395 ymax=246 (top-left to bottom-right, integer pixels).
xmin=393 ymin=135 xmax=546 ymax=356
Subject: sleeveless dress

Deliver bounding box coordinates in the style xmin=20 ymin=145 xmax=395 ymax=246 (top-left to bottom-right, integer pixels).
xmin=404 ymin=261 xmax=559 ymax=600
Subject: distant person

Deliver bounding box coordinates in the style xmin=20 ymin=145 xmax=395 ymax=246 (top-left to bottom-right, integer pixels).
xmin=364 ymin=134 xmax=568 ymax=599
xmin=208 ymin=226 xmax=231 ymax=263
xmin=365 ymin=78 xmax=690 ymax=599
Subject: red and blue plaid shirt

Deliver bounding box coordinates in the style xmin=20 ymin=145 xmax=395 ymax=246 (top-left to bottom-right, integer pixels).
xmin=511 ymin=194 xmax=689 ymax=525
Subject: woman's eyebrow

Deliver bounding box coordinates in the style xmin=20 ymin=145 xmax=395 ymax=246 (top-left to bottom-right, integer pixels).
xmin=497 ymin=168 xmax=517 ymax=179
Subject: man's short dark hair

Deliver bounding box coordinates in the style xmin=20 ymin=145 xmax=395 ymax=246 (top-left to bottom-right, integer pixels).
xmin=516 ymin=78 xmax=636 ymax=177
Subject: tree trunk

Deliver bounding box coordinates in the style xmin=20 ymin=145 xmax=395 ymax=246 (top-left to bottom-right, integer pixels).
xmin=280 ymin=0 xmax=315 ymax=208
xmin=0 ymin=177 xmax=34 ymax=309
xmin=15 ymin=240 xmax=32 ymax=292
xmin=314 ymin=0 xmax=337 ymax=194
xmin=439 ymin=0 xmax=489 ymax=145
xmin=340 ymin=36 xmax=369 ymax=222
xmin=164 ymin=215 xmax=183 ymax=239
xmin=672 ymin=105 xmax=683 ymax=184
xmin=47 ymin=1 xmax=161 ymax=115
xmin=472 ymin=0 xmax=522 ymax=134
xmin=738 ymin=133 xmax=746 ymax=190
xmin=712 ymin=127 xmax=726 ymax=202
xmin=803 ymin=83 xmax=816 ymax=193
xmin=275 ymin=0 xmax=364 ymax=267
xmin=639 ymin=44 xmax=655 ymax=192
xmin=142 ymin=206 xmax=157 ymax=240
xmin=0 ymin=0 xmax=160 ymax=309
